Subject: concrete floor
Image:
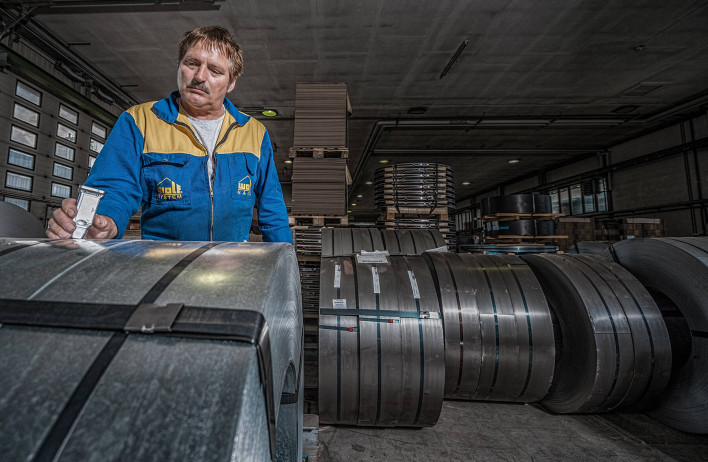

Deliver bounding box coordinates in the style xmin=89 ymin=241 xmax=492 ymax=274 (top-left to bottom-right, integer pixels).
xmin=317 ymin=401 xmax=708 ymax=462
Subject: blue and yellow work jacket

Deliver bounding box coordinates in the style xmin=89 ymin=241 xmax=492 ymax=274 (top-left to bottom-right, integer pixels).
xmin=86 ymin=91 xmax=292 ymax=243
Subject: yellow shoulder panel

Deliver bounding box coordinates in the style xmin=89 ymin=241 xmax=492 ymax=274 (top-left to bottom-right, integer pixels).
xmin=217 ymin=116 xmax=265 ymax=160
xmin=126 ymin=103 xmax=205 ymax=157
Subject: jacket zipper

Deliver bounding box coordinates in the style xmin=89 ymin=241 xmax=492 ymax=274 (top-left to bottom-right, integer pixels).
xmin=174 ymin=119 xmax=240 ymax=241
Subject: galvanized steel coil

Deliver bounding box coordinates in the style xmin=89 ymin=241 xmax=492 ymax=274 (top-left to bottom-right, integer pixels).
xmin=423 ymin=252 xmax=555 ymax=401
xmin=522 ymin=253 xmax=672 ymax=414
xmin=613 ymin=237 xmax=708 ymax=433
xmin=0 ymin=239 xmax=304 ymax=461
xmin=318 ymin=254 xmax=445 ymax=427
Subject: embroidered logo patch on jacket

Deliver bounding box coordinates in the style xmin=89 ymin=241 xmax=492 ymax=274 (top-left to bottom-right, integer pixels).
xmin=157 ymin=178 xmax=183 ymax=200
xmin=237 ymin=176 xmax=252 ymax=196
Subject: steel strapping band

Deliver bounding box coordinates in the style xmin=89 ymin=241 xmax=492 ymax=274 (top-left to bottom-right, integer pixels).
xmin=320 ymin=324 xmax=359 ymax=332
xmin=319 ymin=308 xmax=440 ymax=319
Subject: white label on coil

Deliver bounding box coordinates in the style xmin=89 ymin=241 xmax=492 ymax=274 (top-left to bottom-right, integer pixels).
xmin=357 ymin=250 xmax=389 ymax=264
xmin=334 ymin=264 xmax=341 ymax=288
xmin=332 ymin=299 xmax=347 ymax=309
xmin=408 ymin=270 xmax=420 ymax=299
xmin=372 ymin=266 xmax=380 ymax=294
xmin=426 ymin=245 xmax=449 ymax=253
xmin=492 ymin=221 xmax=500 ymax=231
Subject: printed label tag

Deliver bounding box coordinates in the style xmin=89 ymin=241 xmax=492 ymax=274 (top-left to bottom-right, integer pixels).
xmin=372 ymin=266 xmax=380 ymax=294
xmin=408 ymin=270 xmax=420 ymax=299
xmin=334 ymin=264 xmax=341 ymax=288
xmin=357 ymin=250 xmax=390 ymax=264
xmin=332 ymin=299 xmax=347 ymax=309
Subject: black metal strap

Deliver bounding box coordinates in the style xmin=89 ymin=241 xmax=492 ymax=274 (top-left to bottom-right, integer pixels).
xmin=0 ymin=299 xmax=277 ymax=460
xmin=33 ymin=332 xmax=127 ymax=462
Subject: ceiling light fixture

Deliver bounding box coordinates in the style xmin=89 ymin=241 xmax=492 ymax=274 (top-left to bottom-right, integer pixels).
xmin=462 ymin=181 xmax=470 ymax=186
xmin=379 ymin=159 xmax=389 ymax=164
xmin=356 ymin=194 xmax=363 ymax=198
xmin=261 ymin=109 xmax=278 ymax=117
xmin=508 ymin=159 xmax=520 ymax=164
xmin=439 ymin=38 xmax=469 ymax=80
xmin=365 ymin=181 xmax=373 ymax=185
xmin=284 ymin=160 xmax=292 ymax=164
xmin=351 ymin=203 xmax=356 ymax=206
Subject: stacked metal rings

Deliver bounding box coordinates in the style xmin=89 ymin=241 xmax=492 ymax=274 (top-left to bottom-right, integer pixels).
xmin=319 ymin=254 xmax=446 ymax=427
xmin=374 ymin=163 xmax=455 ymax=209
xmin=423 ymin=252 xmax=556 ymax=401
xmin=522 ymin=253 xmax=672 ymax=413
xmin=378 ymin=218 xmax=457 ymax=251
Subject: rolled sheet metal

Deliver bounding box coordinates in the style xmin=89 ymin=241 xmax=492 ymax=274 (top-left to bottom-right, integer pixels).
xmin=481 ymin=194 xmax=552 ymax=216
xmin=321 ymin=227 xmax=385 ymax=257
xmin=423 ymin=252 xmax=555 ymax=401
xmin=0 ymin=239 xmax=303 ymax=461
xmin=382 ymin=229 xmax=446 ymax=255
xmin=566 ymin=241 xmax=613 ymax=258
xmin=378 ymin=218 xmax=457 ymax=251
xmin=374 ymin=163 xmax=455 ymax=209
xmin=613 ymin=237 xmax=708 ymax=433
xmin=318 ymin=255 xmax=445 ymax=427
xmin=522 ymin=253 xmax=671 ymax=414
xmin=0 ymin=202 xmax=46 ymax=238
xmin=321 ymin=227 xmax=446 ymax=257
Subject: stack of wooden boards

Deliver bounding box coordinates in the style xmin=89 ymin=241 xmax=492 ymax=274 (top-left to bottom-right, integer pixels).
xmin=556 ymin=217 xmax=665 ymax=252
xmin=374 ymin=163 xmax=457 ymax=250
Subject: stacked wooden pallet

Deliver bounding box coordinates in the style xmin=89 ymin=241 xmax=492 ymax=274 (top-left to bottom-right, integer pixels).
xmin=289 ymin=83 xmax=352 ymax=413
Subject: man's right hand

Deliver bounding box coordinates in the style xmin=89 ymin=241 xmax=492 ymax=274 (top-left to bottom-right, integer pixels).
xmin=46 ymin=198 xmax=118 ymax=240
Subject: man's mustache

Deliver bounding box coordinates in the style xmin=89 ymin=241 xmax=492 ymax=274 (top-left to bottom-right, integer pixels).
xmin=187 ymin=79 xmax=210 ymax=94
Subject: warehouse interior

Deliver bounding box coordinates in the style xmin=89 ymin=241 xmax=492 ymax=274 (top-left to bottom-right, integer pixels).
xmin=1 ymin=1 xmax=708 ymax=461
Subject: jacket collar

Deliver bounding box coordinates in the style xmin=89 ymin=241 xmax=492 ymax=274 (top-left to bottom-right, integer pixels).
xmin=152 ymin=90 xmax=250 ymax=126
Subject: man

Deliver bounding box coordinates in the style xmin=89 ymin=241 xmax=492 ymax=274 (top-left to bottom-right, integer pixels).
xmin=47 ymin=26 xmax=291 ymax=243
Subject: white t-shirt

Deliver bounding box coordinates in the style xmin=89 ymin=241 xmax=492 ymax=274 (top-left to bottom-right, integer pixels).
xmin=186 ymin=112 xmax=225 ymax=185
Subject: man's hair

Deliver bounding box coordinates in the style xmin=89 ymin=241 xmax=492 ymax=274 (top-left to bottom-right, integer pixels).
xmin=178 ymin=26 xmax=243 ymax=80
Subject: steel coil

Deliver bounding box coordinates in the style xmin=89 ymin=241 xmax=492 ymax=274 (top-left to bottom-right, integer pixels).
xmin=481 ymin=194 xmax=552 ymax=216
xmin=382 ymin=229 xmax=446 ymax=255
xmin=613 ymin=237 xmax=708 ymax=433
xmin=321 ymin=228 xmax=446 ymax=257
xmin=378 ymin=218 xmax=457 ymax=251
xmin=321 ymin=228 xmax=385 ymax=257
xmin=522 ymin=253 xmax=672 ymax=413
xmin=0 ymin=202 xmax=46 ymax=238
xmin=423 ymin=252 xmax=555 ymax=401
xmin=374 ymin=163 xmax=455 ymax=209
xmin=0 ymin=239 xmax=303 ymax=461
xmin=318 ymin=255 xmax=445 ymax=427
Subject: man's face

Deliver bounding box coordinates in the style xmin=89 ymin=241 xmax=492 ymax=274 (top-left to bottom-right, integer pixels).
xmin=177 ymin=40 xmax=236 ymax=117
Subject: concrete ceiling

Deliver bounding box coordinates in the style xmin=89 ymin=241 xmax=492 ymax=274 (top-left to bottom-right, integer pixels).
xmin=6 ymin=0 xmax=708 ymax=220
